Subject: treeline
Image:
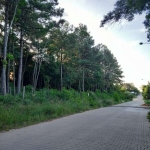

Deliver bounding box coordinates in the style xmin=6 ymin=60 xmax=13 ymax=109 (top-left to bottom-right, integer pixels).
xmin=0 ymin=0 xmax=138 ymax=95
xmin=0 ymin=0 xmax=141 ymax=131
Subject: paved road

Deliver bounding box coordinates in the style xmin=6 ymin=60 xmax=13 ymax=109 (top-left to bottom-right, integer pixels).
xmin=0 ymin=95 xmax=150 ymax=150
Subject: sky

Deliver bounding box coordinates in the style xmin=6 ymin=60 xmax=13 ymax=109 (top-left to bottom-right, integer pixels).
xmin=58 ymin=0 xmax=150 ymax=90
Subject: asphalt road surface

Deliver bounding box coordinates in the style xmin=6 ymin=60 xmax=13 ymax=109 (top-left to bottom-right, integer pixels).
xmin=0 ymin=95 xmax=150 ymax=150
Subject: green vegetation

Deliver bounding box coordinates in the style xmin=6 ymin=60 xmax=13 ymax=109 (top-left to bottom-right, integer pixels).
xmin=100 ymin=0 xmax=150 ymax=41
xmin=101 ymin=0 xmax=150 ymax=121
xmin=0 ymin=87 xmax=135 ymax=131
xmin=142 ymin=84 xmax=150 ymax=100
xmin=0 ymin=0 xmax=130 ymax=96
xmin=142 ymin=84 xmax=150 ymax=106
xmin=141 ymin=84 xmax=150 ymax=122
xmin=0 ymin=0 xmax=141 ymax=131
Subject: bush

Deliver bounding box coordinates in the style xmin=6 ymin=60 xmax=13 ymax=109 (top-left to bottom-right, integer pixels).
xmin=145 ymin=100 xmax=150 ymax=106
xmin=102 ymin=99 xmax=113 ymax=107
xmin=113 ymin=92 xmax=121 ymax=103
xmin=142 ymin=85 xmax=150 ymax=100
xmin=25 ymin=85 xmax=33 ymax=92
xmin=0 ymin=87 xmax=134 ymax=131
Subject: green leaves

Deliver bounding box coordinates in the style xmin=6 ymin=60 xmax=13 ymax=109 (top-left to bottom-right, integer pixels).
xmin=18 ymin=0 xmax=27 ymax=7
xmin=100 ymin=0 xmax=150 ymax=40
xmin=7 ymin=53 xmax=14 ymax=60
xmin=142 ymin=84 xmax=150 ymax=100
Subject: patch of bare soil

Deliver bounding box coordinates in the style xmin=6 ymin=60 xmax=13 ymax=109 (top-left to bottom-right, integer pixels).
xmin=142 ymin=104 xmax=150 ymax=106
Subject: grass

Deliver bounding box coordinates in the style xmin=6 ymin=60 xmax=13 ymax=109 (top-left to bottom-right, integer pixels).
xmin=0 ymin=88 xmax=134 ymax=132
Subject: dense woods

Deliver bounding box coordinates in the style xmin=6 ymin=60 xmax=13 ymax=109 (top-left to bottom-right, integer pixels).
xmin=0 ymin=0 xmax=141 ymax=131
xmin=0 ymin=0 xmax=128 ymax=95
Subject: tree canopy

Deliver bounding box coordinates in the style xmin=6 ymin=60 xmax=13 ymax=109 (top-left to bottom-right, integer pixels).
xmin=0 ymin=0 xmax=134 ymax=95
xmin=100 ymin=0 xmax=150 ymax=41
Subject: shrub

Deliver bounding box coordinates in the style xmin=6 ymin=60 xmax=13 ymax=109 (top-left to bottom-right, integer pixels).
xmin=102 ymin=99 xmax=113 ymax=107
xmin=25 ymin=85 xmax=33 ymax=92
xmin=113 ymin=92 xmax=121 ymax=103
xmin=142 ymin=85 xmax=150 ymax=100
xmin=0 ymin=88 xmax=134 ymax=131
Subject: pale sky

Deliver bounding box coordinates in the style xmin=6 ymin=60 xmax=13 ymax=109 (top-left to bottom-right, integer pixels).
xmin=58 ymin=0 xmax=150 ymax=89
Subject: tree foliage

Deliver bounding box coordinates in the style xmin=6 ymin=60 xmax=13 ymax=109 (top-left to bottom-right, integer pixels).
xmin=0 ymin=0 xmax=136 ymax=95
xmin=142 ymin=84 xmax=150 ymax=99
xmin=100 ymin=0 xmax=150 ymax=41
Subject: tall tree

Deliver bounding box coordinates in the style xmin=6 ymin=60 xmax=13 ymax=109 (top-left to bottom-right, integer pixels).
xmin=49 ymin=22 xmax=74 ymax=91
xmin=1 ymin=0 xmax=19 ymax=95
xmin=100 ymin=45 xmax=123 ymax=92
xmin=14 ymin=0 xmax=64 ymax=93
xmin=74 ymin=24 xmax=94 ymax=92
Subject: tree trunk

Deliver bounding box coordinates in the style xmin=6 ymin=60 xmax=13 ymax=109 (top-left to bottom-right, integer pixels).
xmin=34 ymin=59 xmax=42 ymax=91
xmin=1 ymin=0 xmax=19 ymax=95
xmin=21 ymin=52 xmax=28 ymax=88
xmin=60 ymin=49 xmax=63 ymax=91
xmin=1 ymin=2 xmax=9 ymax=95
xmin=82 ymin=67 xmax=85 ymax=92
xmin=7 ymin=59 xmax=10 ymax=93
xmin=17 ymin=27 xmax=24 ymax=94
xmin=13 ymin=60 xmax=16 ymax=95
xmin=32 ymin=58 xmax=42 ymax=93
xmin=12 ymin=42 xmax=16 ymax=95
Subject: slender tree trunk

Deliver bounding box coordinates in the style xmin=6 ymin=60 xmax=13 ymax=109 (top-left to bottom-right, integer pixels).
xmin=12 ymin=42 xmax=16 ymax=95
xmin=33 ymin=61 xmax=37 ymax=89
xmin=17 ymin=28 xmax=24 ymax=94
xmin=21 ymin=52 xmax=28 ymax=88
xmin=60 ymin=49 xmax=63 ymax=91
xmin=32 ymin=58 xmax=42 ymax=93
xmin=1 ymin=2 xmax=9 ymax=95
xmin=6 ymin=59 xmax=10 ymax=93
xmin=82 ymin=66 xmax=85 ymax=92
xmin=13 ymin=60 xmax=16 ymax=95
xmin=34 ymin=59 xmax=42 ymax=91
xmin=1 ymin=0 xmax=19 ymax=95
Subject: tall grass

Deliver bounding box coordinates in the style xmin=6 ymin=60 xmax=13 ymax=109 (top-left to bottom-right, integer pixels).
xmin=0 ymin=88 xmax=134 ymax=131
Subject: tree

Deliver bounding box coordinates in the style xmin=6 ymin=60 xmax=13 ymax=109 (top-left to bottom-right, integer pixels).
xmin=122 ymin=83 xmax=140 ymax=95
xmin=74 ymin=24 xmax=95 ymax=92
xmin=16 ymin=0 xmax=64 ymax=94
xmin=1 ymin=0 xmax=19 ymax=95
xmin=142 ymin=84 xmax=150 ymax=99
xmin=100 ymin=0 xmax=150 ymax=41
xmin=94 ymin=44 xmax=123 ymax=92
xmin=49 ymin=22 xmax=75 ymax=91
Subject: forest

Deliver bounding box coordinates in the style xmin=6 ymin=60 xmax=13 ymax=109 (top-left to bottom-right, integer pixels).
xmin=0 ymin=0 xmax=140 ymax=130
xmin=0 ymin=0 xmax=138 ymax=94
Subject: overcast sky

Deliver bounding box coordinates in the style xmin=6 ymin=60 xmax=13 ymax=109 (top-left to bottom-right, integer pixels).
xmin=58 ymin=0 xmax=150 ymax=89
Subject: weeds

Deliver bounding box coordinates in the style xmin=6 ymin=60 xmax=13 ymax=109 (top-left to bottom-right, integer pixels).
xmin=0 ymin=88 xmax=134 ymax=131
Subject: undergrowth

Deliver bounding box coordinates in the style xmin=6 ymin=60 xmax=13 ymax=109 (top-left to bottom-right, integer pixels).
xmin=0 ymin=88 xmax=135 ymax=131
